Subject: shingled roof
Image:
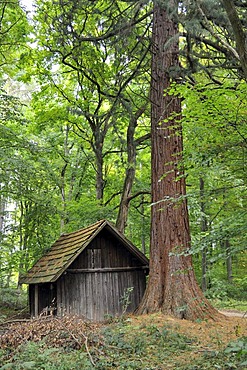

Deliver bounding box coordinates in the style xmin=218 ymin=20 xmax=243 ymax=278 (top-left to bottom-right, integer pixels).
xmin=19 ymin=219 xmax=149 ymax=285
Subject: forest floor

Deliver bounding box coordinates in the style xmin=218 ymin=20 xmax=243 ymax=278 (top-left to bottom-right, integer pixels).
xmin=0 ymin=308 xmax=246 ymax=369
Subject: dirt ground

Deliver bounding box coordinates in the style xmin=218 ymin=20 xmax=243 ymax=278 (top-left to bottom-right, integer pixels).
xmin=130 ymin=310 xmax=247 ymax=350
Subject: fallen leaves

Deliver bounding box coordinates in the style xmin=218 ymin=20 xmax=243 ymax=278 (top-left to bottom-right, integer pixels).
xmin=0 ymin=316 xmax=100 ymax=352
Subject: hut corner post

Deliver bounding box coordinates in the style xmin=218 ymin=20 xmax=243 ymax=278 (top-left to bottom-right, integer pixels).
xmin=34 ymin=285 xmax=39 ymax=317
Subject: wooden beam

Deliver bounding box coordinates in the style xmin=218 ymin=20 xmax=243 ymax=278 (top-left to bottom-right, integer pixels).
xmin=66 ymin=266 xmax=149 ymax=273
xmin=34 ymin=285 xmax=39 ymax=317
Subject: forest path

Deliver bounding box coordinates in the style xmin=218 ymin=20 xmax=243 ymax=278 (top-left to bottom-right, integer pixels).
xmin=219 ymin=309 xmax=247 ymax=318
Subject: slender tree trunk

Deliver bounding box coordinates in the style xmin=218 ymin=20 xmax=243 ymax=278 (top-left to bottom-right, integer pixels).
xmin=94 ymin=129 xmax=105 ymax=202
xmin=0 ymin=194 xmax=5 ymax=234
xmin=200 ymin=177 xmax=208 ymax=292
xmin=116 ymin=164 xmax=135 ymax=232
xmin=116 ymin=133 xmax=136 ymax=231
xmin=137 ymin=1 xmax=221 ymax=320
xmin=141 ymin=194 xmax=146 ymax=255
xmin=60 ymin=163 xmax=67 ymax=232
xmin=116 ymin=105 xmax=146 ymax=232
xmin=18 ymin=201 xmax=28 ymax=288
xmin=0 ymin=194 xmax=4 ymax=286
xmin=60 ymin=125 xmax=70 ymax=231
xmin=225 ymin=239 xmax=233 ymax=283
xmin=95 ymin=147 xmax=104 ymax=201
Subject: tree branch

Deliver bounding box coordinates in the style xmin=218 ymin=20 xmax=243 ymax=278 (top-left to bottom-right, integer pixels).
xmin=196 ymin=1 xmax=240 ymax=61
xmin=221 ymin=0 xmax=247 ymax=80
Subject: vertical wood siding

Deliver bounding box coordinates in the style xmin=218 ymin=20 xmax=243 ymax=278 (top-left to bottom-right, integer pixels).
xmin=41 ymin=228 xmax=147 ymax=321
xmin=71 ymin=230 xmax=143 ymax=269
xmin=57 ymin=269 xmax=146 ymax=321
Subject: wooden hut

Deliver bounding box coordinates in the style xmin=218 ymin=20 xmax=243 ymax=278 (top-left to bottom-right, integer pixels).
xmin=20 ymin=220 xmax=149 ymax=321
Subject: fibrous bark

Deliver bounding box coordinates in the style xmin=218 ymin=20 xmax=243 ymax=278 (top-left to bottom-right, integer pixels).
xmin=137 ymin=1 xmax=221 ymax=321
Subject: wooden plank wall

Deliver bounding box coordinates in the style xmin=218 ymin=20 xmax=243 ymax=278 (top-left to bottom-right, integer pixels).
xmin=57 ymin=269 xmax=146 ymax=321
xmin=56 ymin=229 xmax=147 ymax=321
xmin=71 ymin=230 xmax=143 ymax=269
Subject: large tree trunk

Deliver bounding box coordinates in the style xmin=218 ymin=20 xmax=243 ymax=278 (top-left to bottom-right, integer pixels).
xmin=137 ymin=1 xmax=221 ymax=320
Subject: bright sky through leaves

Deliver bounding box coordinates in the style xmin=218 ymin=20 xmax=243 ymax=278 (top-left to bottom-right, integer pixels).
xmin=20 ymin=0 xmax=33 ymax=12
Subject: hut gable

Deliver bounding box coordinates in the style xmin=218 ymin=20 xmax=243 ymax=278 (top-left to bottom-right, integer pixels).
xmin=20 ymin=219 xmax=148 ymax=285
xmin=20 ymin=220 xmax=149 ymax=321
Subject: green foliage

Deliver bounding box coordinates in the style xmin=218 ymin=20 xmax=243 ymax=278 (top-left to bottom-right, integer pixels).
xmin=0 ymin=1 xmax=30 ymax=76
xmin=211 ymin=298 xmax=247 ymax=312
xmin=225 ymin=337 xmax=247 ymax=358
xmin=0 ymin=84 xmax=61 ymax=285
xmin=204 ymin=277 xmax=247 ymax=302
xmin=120 ymin=286 xmax=134 ymax=316
xmin=0 ymin=288 xmax=27 ymax=310
xmin=178 ymin=79 xmax=247 ymax=295
xmin=0 ymin=342 xmax=92 ymax=370
xmin=182 ymin=337 xmax=247 ymax=369
xmin=96 ymin=322 xmax=193 ymax=369
xmin=0 ymin=288 xmax=27 ymax=322
xmin=225 ymin=278 xmax=247 ymax=301
xmin=204 ymin=279 xmax=229 ymax=300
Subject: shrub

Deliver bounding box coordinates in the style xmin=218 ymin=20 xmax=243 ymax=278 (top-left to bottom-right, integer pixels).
xmin=0 ymin=288 xmax=27 ymax=310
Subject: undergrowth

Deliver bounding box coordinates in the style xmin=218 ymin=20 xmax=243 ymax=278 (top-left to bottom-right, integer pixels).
xmin=0 ymin=316 xmax=246 ymax=370
xmin=0 ymin=288 xmax=28 ymax=322
xmin=182 ymin=337 xmax=247 ymax=370
xmin=1 ymin=337 xmax=246 ymax=370
xmin=210 ymin=298 xmax=247 ymax=312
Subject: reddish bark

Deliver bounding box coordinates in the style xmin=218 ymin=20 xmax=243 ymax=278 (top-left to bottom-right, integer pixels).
xmin=137 ymin=1 xmax=221 ymax=320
